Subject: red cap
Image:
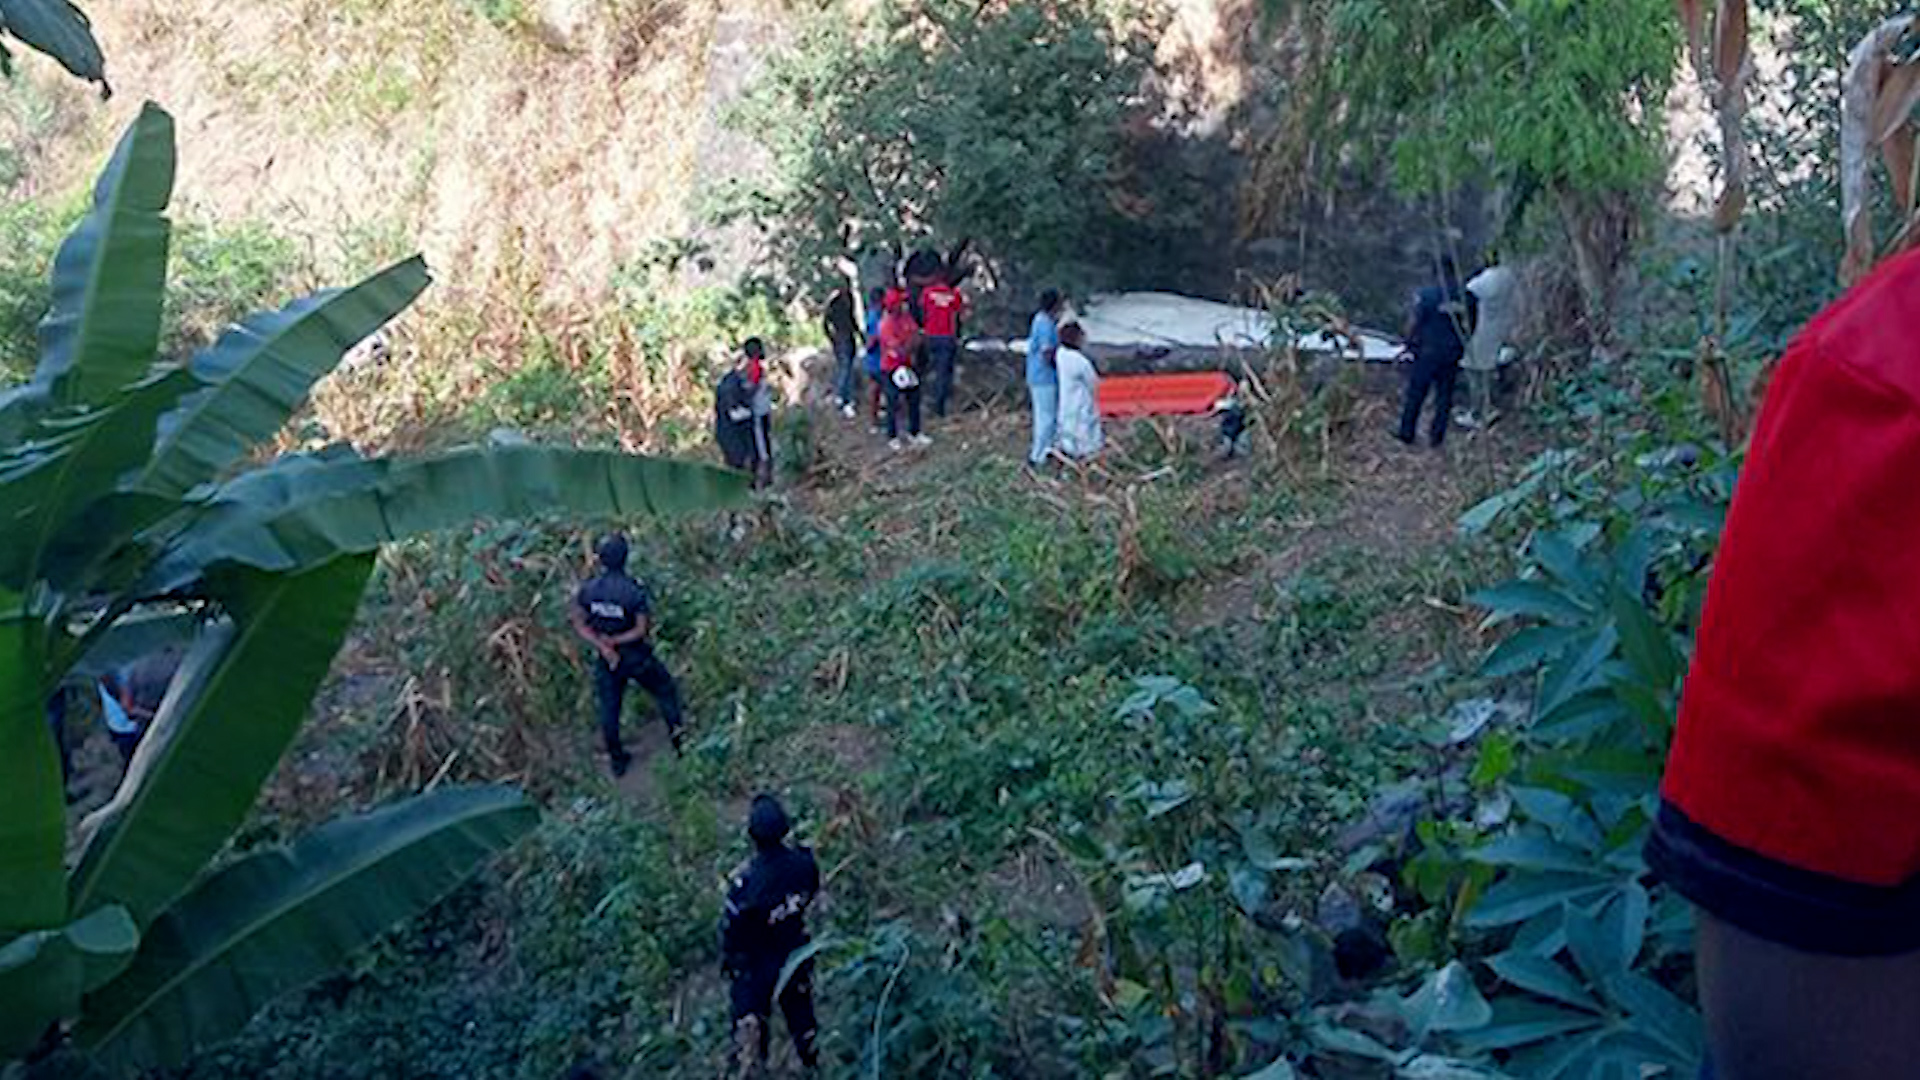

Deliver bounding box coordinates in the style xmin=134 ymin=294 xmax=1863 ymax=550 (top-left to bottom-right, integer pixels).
xmin=1662 ymin=246 xmax=1920 ymax=887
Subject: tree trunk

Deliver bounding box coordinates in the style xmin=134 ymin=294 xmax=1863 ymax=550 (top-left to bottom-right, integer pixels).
xmin=1554 ymin=186 xmax=1638 ymax=357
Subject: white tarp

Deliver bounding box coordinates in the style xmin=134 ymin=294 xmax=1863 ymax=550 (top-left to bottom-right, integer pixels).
xmin=990 ymin=292 xmax=1403 ymax=362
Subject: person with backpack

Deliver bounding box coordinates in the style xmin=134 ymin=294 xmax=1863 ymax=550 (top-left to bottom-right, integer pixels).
xmin=919 ymin=272 xmax=967 ymax=418
xmin=569 ymin=534 xmax=685 ymax=777
xmin=723 ymin=795 xmax=821 ymax=1076
xmin=878 ymin=288 xmax=928 ymax=450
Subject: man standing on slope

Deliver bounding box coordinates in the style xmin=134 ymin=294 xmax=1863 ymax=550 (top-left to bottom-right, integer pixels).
xmin=919 ymin=272 xmax=967 ymax=418
xmin=1395 ymin=254 xmax=1476 ymax=449
xmin=570 ymin=534 xmax=685 ymax=777
xmin=723 ymin=795 xmax=820 ymax=1077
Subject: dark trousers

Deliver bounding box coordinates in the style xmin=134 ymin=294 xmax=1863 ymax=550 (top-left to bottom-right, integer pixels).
xmin=886 ymin=381 xmax=922 ymax=439
xmin=926 ymin=336 xmax=958 ymax=417
xmin=751 ymin=416 xmax=773 ymax=489
xmin=867 ymin=371 xmax=885 ymax=423
xmin=730 ymin=957 xmax=818 ymax=1070
xmin=832 ymin=340 xmax=857 ymax=406
xmin=592 ymin=649 xmax=683 ymax=761
xmin=1398 ymin=355 xmax=1460 ymax=447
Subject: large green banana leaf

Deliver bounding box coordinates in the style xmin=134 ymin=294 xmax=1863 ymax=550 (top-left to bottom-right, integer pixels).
xmin=0 ymin=0 xmax=105 ymax=87
xmin=32 ymin=102 xmax=172 ymax=410
xmin=0 ymin=906 xmax=138 ymax=1058
xmin=68 ymin=555 xmax=375 ymax=927
xmin=0 ymin=592 xmax=62 ymax=936
xmin=136 ymin=257 xmax=432 ymax=498
xmin=0 ymin=368 xmax=195 ymax=594
xmin=61 ymin=607 xmax=198 ymax=685
xmin=148 ymin=445 xmax=748 ymax=588
xmin=75 ymin=786 xmax=538 ymax=1072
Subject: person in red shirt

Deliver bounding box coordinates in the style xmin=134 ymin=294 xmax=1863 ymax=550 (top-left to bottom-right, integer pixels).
xmin=919 ymin=274 xmax=967 ymax=418
xmin=1647 ymin=247 xmax=1920 ymax=1079
xmin=877 ymin=288 xmax=927 ymax=450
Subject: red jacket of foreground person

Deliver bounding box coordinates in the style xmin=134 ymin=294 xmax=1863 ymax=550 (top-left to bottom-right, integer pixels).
xmin=1648 ymin=247 xmax=1920 ymax=956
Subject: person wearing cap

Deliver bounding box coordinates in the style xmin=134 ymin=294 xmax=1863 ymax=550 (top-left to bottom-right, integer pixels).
xmin=1026 ymin=289 xmax=1064 ymax=469
xmin=878 ymin=288 xmax=929 ymax=451
xmin=98 ymin=648 xmax=179 ymax=766
xmin=722 ymin=794 xmax=820 ymax=1076
xmin=1645 ymin=248 xmax=1920 ymax=1079
xmin=919 ymin=272 xmax=967 ymax=418
xmin=568 ymin=534 xmax=684 ymax=777
xmin=1054 ymin=321 xmax=1103 ymax=460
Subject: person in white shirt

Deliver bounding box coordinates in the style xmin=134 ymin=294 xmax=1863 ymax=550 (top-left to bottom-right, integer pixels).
xmin=1464 ymin=251 xmax=1518 ymax=427
xmin=1054 ymin=322 xmax=1103 ymax=460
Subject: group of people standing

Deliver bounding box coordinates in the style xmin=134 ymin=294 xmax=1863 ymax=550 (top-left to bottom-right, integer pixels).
xmin=1394 ymin=250 xmax=1518 ymax=449
xmin=824 ymin=268 xmax=969 ymax=450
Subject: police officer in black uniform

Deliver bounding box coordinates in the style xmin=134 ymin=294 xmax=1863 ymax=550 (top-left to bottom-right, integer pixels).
xmin=723 ymin=795 xmax=821 ymax=1077
xmin=569 ymin=534 xmax=685 ymax=776
xmin=1395 ymin=253 xmax=1479 ymax=449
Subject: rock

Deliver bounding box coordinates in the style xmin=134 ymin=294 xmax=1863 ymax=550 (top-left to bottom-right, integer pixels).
xmin=534 ymin=0 xmax=599 ymax=52
xmin=1335 ymin=782 xmax=1428 ymax=854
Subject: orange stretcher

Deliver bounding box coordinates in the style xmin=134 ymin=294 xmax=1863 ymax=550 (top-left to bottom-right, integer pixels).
xmin=1097 ymin=372 xmax=1237 ymax=419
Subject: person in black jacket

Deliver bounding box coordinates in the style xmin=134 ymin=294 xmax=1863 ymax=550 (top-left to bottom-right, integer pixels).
xmin=569 ymin=534 xmax=684 ymax=777
xmin=715 ymin=356 xmax=757 ymax=474
xmin=824 ymin=287 xmax=860 ymax=417
xmin=1395 ymin=254 xmax=1478 ymax=449
xmin=723 ymin=795 xmax=821 ymax=1076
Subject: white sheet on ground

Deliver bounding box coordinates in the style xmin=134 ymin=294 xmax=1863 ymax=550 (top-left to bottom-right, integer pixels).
xmin=985 ymin=292 xmax=1402 ymax=361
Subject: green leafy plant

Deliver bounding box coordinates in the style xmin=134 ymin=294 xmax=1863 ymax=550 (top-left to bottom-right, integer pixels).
xmin=0 ymin=0 xmax=106 ymax=92
xmin=0 ymin=103 xmax=746 ymax=1076
xmin=723 ymin=0 xmax=1199 ymax=303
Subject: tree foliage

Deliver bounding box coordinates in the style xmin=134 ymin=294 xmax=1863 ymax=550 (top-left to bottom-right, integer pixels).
xmin=1327 ymin=0 xmax=1678 ymax=201
xmin=725 ymin=0 xmax=1196 ymax=304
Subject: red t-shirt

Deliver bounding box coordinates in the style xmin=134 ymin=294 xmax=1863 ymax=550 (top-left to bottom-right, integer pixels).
xmin=878 ymin=311 xmax=918 ymax=371
xmin=920 ymin=284 xmax=966 ymax=338
xmin=1658 ymin=247 xmax=1920 ymax=891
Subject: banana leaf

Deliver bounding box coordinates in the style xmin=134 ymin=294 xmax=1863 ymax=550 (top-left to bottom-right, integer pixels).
xmin=69 ymin=555 xmax=374 ymax=926
xmin=76 ymin=786 xmax=537 ymax=1072
xmin=136 ymin=257 xmax=431 ymax=498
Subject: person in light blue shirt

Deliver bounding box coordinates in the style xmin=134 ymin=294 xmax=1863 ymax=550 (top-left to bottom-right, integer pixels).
xmin=1025 ymin=289 xmax=1064 ymax=467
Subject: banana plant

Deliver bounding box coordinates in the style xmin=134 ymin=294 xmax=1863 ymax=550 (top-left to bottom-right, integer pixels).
xmin=0 ymin=103 xmax=748 ymax=1076
xmin=0 ymin=0 xmax=106 ymax=93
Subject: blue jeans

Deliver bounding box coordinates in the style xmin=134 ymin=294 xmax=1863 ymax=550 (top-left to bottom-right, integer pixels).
xmin=1028 ymin=382 xmax=1059 ymax=465
xmin=832 ymin=341 xmax=857 ymax=407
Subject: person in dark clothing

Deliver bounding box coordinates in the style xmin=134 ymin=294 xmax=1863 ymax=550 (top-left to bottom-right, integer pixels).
xmin=1395 ymin=255 xmax=1478 ymax=449
xmin=715 ymin=353 xmax=758 ymax=473
xmin=100 ymin=648 xmax=181 ymax=765
xmin=742 ymin=338 xmax=775 ymax=490
xmin=723 ymin=795 xmax=821 ymax=1077
xmin=824 ymin=287 xmax=860 ymax=417
xmin=569 ymin=534 xmax=684 ymax=777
